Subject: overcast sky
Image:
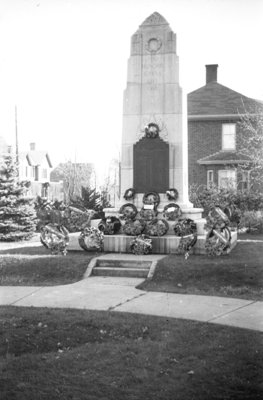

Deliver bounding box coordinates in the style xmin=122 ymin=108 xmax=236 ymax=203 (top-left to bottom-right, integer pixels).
xmin=0 ymin=0 xmax=262 ymax=178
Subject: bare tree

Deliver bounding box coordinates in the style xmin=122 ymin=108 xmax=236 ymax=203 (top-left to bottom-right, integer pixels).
xmin=52 ymin=161 xmax=94 ymax=203
xmin=238 ymin=106 xmax=263 ymax=189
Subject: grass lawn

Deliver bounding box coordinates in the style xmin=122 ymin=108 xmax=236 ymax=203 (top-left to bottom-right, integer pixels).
xmin=0 ymin=306 xmax=262 ymax=400
xmin=238 ymin=232 xmax=263 ymax=241
xmin=138 ymin=241 xmax=263 ymax=301
xmin=0 ymin=245 xmax=96 ymax=286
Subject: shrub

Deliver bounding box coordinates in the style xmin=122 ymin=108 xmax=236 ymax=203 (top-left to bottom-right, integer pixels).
xmin=189 ymin=185 xmax=263 ymax=229
xmin=239 ymin=211 xmax=263 ymax=234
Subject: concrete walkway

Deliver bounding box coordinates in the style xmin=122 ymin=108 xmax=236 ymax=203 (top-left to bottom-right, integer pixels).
xmin=1 ymin=275 xmax=262 ymax=332
xmin=0 ymin=239 xmax=262 ymax=332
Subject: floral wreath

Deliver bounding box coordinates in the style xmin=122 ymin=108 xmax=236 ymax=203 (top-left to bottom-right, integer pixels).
xmin=205 ymin=206 xmax=230 ymax=230
xmin=205 ymin=227 xmax=231 ymax=256
xmin=78 ymin=227 xmax=104 ymax=252
xmin=144 ymin=123 xmax=159 ymax=138
xmin=173 ymin=219 xmax=197 ymax=237
xmin=98 ymin=216 xmax=121 ymax=235
xmin=130 ymin=234 xmax=152 ymax=255
xmin=119 ymin=203 xmax=138 ymax=220
xmin=40 ymin=223 xmax=69 ymax=255
xmin=139 ymin=207 xmax=158 ymax=221
xmin=144 ymin=218 xmax=169 ymax=237
xmin=166 ymin=188 xmax=179 ymax=201
xmin=123 ymin=219 xmax=146 ymax=236
xmin=163 ymin=203 xmax=182 ymax=221
xmin=123 ymin=188 xmax=136 ymax=201
xmin=143 ymin=192 xmax=160 ymax=207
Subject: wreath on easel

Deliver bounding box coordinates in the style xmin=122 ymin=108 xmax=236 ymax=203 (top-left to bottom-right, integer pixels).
xmin=40 ymin=223 xmax=69 ymax=255
xmin=173 ymin=219 xmax=197 ymax=259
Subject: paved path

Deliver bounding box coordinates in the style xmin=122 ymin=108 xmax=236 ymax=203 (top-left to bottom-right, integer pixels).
xmin=0 ymin=239 xmax=262 ymax=332
xmin=1 ymin=276 xmax=262 ymax=332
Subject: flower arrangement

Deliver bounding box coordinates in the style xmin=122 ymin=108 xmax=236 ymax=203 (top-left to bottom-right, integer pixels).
xmin=144 ymin=218 xmax=169 ymax=236
xmin=98 ymin=216 xmax=121 ymax=235
xmin=166 ymin=188 xmax=179 ymax=201
xmin=163 ymin=203 xmax=182 ymax=221
xmin=142 ymin=192 xmax=160 ymax=207
xmin=122 ymin=219 xmax=145 ymax=236
xmin=119 ymin=203 xmax=138 ymax=220
xmin=40 ymin=223 xmax=69 ymax=255
xmin=123 ymin=188 xmax=136 ymax=201
xmin=173 ymin=219 xmax=197 ymax=237
xmin=78 ymin=226 xmax=104 ymax=252
xmin=139 ymin=207 xmax=158 ymax=221
xmin=130 ymin=234 xmax=152 ymax=255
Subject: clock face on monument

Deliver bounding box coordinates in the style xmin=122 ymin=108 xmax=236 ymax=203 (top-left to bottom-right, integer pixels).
xmin=147 ymin=37 xmax=162 ymax=53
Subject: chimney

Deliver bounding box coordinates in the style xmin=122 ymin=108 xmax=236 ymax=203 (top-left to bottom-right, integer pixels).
xmin=30 ymin=142 xmax=36 ymax=151
xmin=205 ymin=64 xmax=218 ymax=84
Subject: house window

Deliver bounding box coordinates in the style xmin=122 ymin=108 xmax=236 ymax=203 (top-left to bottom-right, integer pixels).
xmin=218 ymin=169 xmax=236 ymax=189
xmin=42 ymin=168 xmax=47 ymax=179
xmin=239 ymin=171 xmax=250 ymax=191
xmin=207 ymin=170 xmax=214 ymax=188
xmin=222 ymin=124 xmax=236 ymax=150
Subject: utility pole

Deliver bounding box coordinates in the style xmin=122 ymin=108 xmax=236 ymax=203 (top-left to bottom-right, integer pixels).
xmin=15 ymin=105 xmax=19 ymax=178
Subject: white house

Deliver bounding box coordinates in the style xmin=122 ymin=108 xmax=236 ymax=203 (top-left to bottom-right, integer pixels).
xmin=19 ymin=143 xmax=63 ymax=200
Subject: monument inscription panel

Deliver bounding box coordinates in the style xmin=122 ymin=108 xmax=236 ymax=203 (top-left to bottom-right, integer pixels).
xmin=133 ymin=137 xmax=169 ymax=192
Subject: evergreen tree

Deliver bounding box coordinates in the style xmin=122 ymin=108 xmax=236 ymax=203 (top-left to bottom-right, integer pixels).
xmin=0 ymin=155 xmax=37 ymax=241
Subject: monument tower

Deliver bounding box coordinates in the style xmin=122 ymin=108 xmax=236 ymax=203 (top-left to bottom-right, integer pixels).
xmin=120 ymin=11 xmax=191 ymax=208
xmin=102 ymin=12 xmax=212 ymax=254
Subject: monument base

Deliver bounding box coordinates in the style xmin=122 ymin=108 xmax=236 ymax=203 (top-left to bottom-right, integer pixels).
xmin=68 ymin=231 xmax=237 ymax=255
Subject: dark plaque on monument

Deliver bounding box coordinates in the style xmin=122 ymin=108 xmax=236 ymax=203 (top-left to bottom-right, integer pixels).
xmin=133 ymin=136 xmax=169 ymax=192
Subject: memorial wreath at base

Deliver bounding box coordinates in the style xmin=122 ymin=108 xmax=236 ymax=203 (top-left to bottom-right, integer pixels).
xmin=98 ymin=216 xmax=121 ymax=235
xmin=40 ymin=223 xmax=69 ymax=255
xmin=130 ymin=234 xmax=152 ymax=255
xmin=144 ymin=218 xmax=169 ymax=236
xmin=122 ymin=219 xmax=145 ymax=236
xmin=78 ymin=227 xmax=104 ymax=252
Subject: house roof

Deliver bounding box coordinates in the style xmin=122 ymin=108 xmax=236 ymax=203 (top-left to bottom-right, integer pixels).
xmin=197 ymin=150 xmax=251 ymax=165
xmin=188 ymin=82 xmax=263 ymax=117
xmin=19 ymin=151 xmax=52 ymax=168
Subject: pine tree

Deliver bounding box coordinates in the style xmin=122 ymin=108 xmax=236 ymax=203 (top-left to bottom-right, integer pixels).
xmin=0 ymin=155 xmax=37 ymax=241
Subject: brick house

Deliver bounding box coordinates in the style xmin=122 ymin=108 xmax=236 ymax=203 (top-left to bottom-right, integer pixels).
xmin=188 ymin=65 xmax=263 ymax=190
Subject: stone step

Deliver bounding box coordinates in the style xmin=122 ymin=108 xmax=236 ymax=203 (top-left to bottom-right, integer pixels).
xmin=92 ymin=267 xmax=149 ymax=278
xmin=96 ymin=259 xmax=152 ymax=269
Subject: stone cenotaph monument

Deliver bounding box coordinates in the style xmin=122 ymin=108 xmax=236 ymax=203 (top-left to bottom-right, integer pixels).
xmin=121 ymin=11 xmax=190 ymax=208
xmin=103 ymin=12 xmax=209 ymax=253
